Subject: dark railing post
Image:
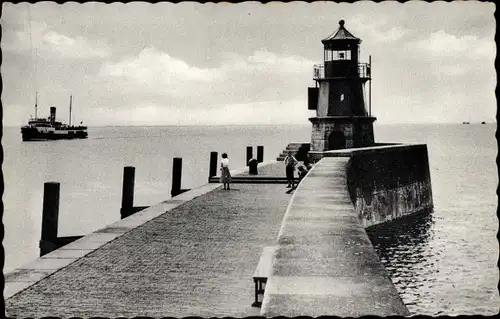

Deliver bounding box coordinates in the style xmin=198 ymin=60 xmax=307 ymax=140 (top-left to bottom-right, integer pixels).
xmin=171 ymin=157 xmax=182 ymax=197
xmin=257 ymin=146 xmax=264 ymax=163
xmin=209 ymin=151 xmax=218 ymax=179
xmin=369 ymin=55 xmax=372 ymax=117
xmin=246 ymin=146 xmax=253 ymax=166
xmin=40 ymin=182 xmax=60 ymax=256
xmin=121 ymin=166 xmax=135 ymax=219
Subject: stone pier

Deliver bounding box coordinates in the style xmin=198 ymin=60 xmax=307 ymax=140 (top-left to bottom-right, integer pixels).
xmin=260 ymin=157 xmax=410 ymax=316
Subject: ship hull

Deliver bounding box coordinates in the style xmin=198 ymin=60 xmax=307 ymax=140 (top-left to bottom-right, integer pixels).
xmin=21 ymin=127 xmax=88 ymax=141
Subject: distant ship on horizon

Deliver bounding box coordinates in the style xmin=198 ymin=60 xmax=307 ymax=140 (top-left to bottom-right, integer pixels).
xmin=462 ymin=121 xmax=488 ymax=124
xmin=21 ymin=94 xmax=88 ymax=141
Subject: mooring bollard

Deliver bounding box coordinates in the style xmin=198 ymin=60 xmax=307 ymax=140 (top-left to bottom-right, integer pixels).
xmin=257 ymin=145 xmax=264 ymax=163
xmin=249 ymin=158 xmax=258 ymax=175
xmin=40 ymin=182 xmax=60 ymax=256
xmin=121 ymin=166 xmax=135 ymax=219
xmin=209 ymin=151 xmax=218 ymax=179
xmin=171 ymin=157 xmax=183 ymax=197
xmin=246 ymin=146 xmax=253 ymax=166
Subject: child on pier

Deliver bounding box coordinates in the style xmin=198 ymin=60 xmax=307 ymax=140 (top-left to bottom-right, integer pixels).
xmin=220 ymin=153 xmax=232 ymax=190
xmin=297 ymin=165 xmax=308 ymax=184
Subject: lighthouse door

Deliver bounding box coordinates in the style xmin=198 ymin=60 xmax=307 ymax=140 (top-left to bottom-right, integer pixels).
xmin=328 ymin=131 xmax=346 ymax=150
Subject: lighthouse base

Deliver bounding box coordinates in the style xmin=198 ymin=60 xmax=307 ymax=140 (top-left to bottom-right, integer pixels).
xmin=308 ymin=116 xmax=376 ymax=161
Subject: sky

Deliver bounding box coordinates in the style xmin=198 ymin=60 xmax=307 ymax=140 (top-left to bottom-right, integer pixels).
xmin=1 ymin=1 xmax=496 ymax=126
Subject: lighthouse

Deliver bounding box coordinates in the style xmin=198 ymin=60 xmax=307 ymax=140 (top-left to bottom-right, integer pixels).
xmin=308 ymin=20 xmax=376 ymax=161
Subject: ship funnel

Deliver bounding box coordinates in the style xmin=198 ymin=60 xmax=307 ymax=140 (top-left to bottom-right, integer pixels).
xmin=50 ymin=107 xmax=56 ymax=125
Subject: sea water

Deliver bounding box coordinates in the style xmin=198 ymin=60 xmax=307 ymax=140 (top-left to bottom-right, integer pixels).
xmin=370 ymin=123 xmax=498 ymax=315
xmin=2 ymin=123 xmax=497 ymax=315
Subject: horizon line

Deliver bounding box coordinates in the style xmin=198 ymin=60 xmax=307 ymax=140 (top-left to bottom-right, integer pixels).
xmin=3 ymin=122 xmax=495 ymax=128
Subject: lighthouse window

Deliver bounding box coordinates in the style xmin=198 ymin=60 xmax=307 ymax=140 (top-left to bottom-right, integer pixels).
xmin=325 ymin=49 xmax=352 ymax=61
xmin=340 ymin=94 xmax=345 ymax=101
xmin=326 ymin=50 xmax=332 ymax=61
xmin=333 ymin=50 xmax=351 ymax=60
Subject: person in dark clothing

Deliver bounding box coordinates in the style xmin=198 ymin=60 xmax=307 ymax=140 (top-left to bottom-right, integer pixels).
xmin=284 ymin=151 xmax=298 ymax=188
xmin=297 ymin=165 xmax=308 ymax=184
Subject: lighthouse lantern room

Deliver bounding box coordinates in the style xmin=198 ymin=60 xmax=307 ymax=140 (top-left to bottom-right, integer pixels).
xmin=308 ymin=20 xmax=376 ymax=161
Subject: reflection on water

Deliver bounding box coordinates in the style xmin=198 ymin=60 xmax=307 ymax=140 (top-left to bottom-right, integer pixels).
xmin=366 ymin=208 xmax=499 ymax=315
xmin=367 ymin=211 xmax=439 ymax=313
xmin=367 ymin=210 xmax=435 ymax=261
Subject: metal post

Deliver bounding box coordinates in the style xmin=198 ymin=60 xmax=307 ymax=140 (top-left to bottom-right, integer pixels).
xmin=209 ymin=151 xmax=218 ymax=178
xmin=69 ymin=95 xmax=73 ymax=126
xmin=40 ymin=182 xmax=60 ymax=256
xmin=246 ymin=146 xmax=253 ymax=166
xmin=171 ymin=157 xmax=182 ymax=197
xmin=257 ymin=146 xmax=264 ymax=163
xmin=121 ymin=166 xmax=135 ymax=219
xmin=369 ymin=55 xmax=372 ymax=117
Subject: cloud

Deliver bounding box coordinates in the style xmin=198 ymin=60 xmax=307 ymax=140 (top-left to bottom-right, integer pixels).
xmin=42 ymin=31 xmax=109 ymax=58
xmin=99 ymin=47 xmax=218 ymax=97
xmin=98 ymin=47 xmax=314 ymax=108
xmin=349 ymin=14 xmax=410 ymax=43
xmin=85 ymin=99 xmax=311 ymax=126
xmin=240 ymin=49 xmax=311 ymax=73
xmin=409 ymin=30 xmax=495 ymax=59
xmin=4 ymin=20 xmax=110 ymax=59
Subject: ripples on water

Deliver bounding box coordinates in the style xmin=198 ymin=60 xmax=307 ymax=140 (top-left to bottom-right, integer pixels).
xmin=367 ymin=209 xmax=499 ymax=316
xmin=367 ymin=124 xmax=499 ymax=316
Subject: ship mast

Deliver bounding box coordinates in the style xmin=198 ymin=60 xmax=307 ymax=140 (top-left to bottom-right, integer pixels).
xmin=28 ymin=5 xmax=39 ymax=119
xmin=69 ymin=95 xmax=72 ymax=126
xmin=35 ymin=92 xmax=38 ymax=119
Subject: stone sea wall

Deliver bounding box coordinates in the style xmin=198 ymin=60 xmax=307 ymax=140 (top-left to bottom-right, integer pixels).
xmin=343 ymin=144 xmax=433 ymax=228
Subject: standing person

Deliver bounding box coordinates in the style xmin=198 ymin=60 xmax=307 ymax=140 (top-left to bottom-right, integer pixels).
xmin=284 ymin=151 xmax=298 ymax=188
xmin=220 ymin=153 xmax=232 ymax=190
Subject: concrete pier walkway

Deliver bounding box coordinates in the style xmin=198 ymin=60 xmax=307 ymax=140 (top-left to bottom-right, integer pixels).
xmin=5 ymin=162 xmax=291 ymax=317
xmin=261 ymin=157 xmax=410 ymax=316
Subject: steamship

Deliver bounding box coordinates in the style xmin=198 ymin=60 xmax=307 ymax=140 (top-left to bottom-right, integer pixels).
xmin=21 ymin=95 xmax=88 ymax=141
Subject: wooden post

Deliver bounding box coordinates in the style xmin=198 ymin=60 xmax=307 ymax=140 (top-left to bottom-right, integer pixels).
xmin=257 ymin=146 xmax=264 ymax=163
xmin=246 ymin=146 xmax=253 ymax=166
xmin=121 ymin=166 xmax=135 ymax=219
xmin=249 ymin=159 xmax=258 ymax=175
xmin=40 ymin=182 xmax=60 ymax=256
xmin=209 ymin=151 xmax=218 ymax=178
xmin=171 ymin=157 xmax=182 ymax=197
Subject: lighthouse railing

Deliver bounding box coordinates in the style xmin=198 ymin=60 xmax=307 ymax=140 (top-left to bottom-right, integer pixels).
xmin=313 ymin=64 xmax=325 ymax=79
xmin=358 ymin=63 xmax=371 ymax=78
xmin=313 ymin=63 xmax=371 ymax=80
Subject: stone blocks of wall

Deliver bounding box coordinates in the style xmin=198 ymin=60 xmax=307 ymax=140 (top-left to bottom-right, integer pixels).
xmin=317 ymin=82 xmax=329 ymax=117
xmin=309 ymin=116 xmax=376 ymax=154
xmin=345 ymin=144 xmax=433 ymax=228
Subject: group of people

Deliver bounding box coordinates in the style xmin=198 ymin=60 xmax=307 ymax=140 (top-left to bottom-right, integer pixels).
xmin=219 ymin=151 xmax=312 ymax=191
